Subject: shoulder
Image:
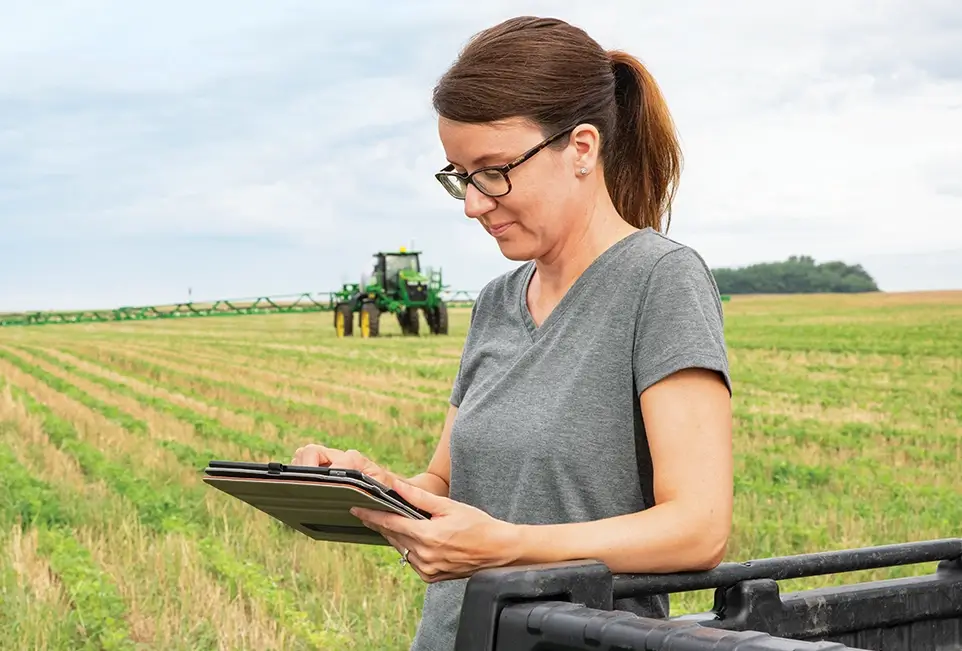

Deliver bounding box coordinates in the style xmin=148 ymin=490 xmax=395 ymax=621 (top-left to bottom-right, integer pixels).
xmin=617 ymin=228 xmax=714 ymax=279
xmin=614 ymin=228 xmax=721 ymax=304
xmin=607 ymin=229 xmax=726 ymax=336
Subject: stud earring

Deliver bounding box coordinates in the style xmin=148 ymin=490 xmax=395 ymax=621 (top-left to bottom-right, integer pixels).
xmin=579 ymin=167 xmax=588 ymax=175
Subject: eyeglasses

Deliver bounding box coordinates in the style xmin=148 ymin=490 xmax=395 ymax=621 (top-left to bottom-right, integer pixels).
xmin=435 ymin=126 xmax=576 ymax=200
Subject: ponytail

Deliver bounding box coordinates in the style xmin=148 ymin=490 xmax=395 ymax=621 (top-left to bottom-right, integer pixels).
xmin=605 ymin=50 xmax=682 ymax=233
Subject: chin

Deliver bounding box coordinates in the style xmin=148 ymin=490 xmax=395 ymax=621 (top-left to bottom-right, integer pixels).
xmin=494 ymin=238 xmax=538 ymax=262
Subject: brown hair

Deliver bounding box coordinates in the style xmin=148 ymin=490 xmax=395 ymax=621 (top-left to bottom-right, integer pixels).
xmin=432 ymin=16 xmax=682 ymax=232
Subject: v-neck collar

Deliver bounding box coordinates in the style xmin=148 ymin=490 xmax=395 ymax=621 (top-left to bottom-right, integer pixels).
xmin=518 ymin=229 xmax=645 ymax=342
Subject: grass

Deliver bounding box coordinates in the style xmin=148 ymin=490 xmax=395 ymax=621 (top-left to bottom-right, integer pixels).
xmin=0 ymin=290 xmax=959 ymax=649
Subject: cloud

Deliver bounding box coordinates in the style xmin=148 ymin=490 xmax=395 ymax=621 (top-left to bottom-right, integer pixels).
xmin=1 ymin=0 xmax=961 ymax=311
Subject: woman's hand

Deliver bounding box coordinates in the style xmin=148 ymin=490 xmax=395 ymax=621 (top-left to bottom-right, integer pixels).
xmin=290 ymin=443 xmax=396 ymax=486
xmin=351 ymin=478 xmax=521 ymax=583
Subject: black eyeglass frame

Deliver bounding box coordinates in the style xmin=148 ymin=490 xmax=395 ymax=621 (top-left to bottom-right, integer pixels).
xmin=435 ymin=125 xmax=577 ymax=200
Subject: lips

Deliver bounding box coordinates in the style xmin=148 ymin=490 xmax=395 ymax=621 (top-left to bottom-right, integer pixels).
xmin=487 ymin=222 xmax=513 ymax=237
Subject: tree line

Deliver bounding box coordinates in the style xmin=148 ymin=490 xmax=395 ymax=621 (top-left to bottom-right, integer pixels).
xmin=710 ymin=255 xmax=879 ymax=295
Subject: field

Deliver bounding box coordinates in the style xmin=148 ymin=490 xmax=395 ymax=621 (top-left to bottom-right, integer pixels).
xmin=0 ymin=290 xmax=960 ymax=650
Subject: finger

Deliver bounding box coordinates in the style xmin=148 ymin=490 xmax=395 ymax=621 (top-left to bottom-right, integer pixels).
xmin=292 ymin=444 xmax=337 ymax=467
xmin=404 ymin=550 xmax=462 ymax=583
xmin=312 ymin=448 xmax=370 ymax=472
xmin=390 ymin=531 xmax=420 ymax=555
xmin=351 ymin=507 xmax=418 ymax=538
xmin=380 ymin=531 xmax=404 ymax=553
xmin=294 ymin=447 xmax=385 ymax=480
xmin=406 ymin=550 xmax=432 ymax=582
xmin=340 ymin=449 xmax=372 ymax=472
xmin=291 ymin=445 xmax=315 ymax=465
xmin=391 ymin=477 xmax=448 ymax=516
xmin=363 ymin=522 xmax=419 ymax=562
xmin=383 ymin=532 xmax=421 ymax=560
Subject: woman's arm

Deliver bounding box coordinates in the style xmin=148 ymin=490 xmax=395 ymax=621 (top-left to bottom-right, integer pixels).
xmin=509 ymin=367 xmax=733 ymax=573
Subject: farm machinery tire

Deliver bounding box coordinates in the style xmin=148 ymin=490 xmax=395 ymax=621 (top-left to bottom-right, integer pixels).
xmin=427 ymin=302 xmax=448 ymax=335
xmin=334 ymin=303 xmax=354 ymax=337
xmin=359 ymin=302 xmax=380 ymax=338
xmin=398 ymin=307 xmax=420 ymax=336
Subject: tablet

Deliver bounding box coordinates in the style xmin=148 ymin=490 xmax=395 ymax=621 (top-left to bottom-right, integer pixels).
xmin=202 ymin=460 xmax=431 ymax=546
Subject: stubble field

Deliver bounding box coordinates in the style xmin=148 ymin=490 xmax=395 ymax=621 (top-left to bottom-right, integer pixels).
xmin=0 ymin=290 xmax=960 ymax=650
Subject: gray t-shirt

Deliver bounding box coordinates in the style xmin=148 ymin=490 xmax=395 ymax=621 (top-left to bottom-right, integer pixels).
xmin=409 ymin=227 xmax=732 ymax=651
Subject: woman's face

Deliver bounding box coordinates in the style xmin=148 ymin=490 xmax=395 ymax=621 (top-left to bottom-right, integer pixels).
xmin=437 ymin=116 xmax=594 ymax=262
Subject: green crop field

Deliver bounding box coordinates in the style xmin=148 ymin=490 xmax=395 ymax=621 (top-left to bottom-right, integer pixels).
xmin=0 ymin=291 xmax=959 ymax=650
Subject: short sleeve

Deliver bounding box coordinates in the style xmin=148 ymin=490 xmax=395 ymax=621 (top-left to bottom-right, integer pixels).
xmin=633 ymin=246 xmax=732 ymax=396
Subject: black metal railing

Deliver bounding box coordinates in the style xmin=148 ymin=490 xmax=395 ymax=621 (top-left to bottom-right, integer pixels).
xmin=453 ymin=538 xmax=962 ymax=651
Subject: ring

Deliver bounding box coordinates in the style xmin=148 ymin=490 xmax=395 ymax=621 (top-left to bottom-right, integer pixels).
xmin=399 ymin=548 xmax=410 ymax=566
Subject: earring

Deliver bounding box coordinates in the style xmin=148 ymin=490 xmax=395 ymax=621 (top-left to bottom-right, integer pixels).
xmin=579 ymin=167 xmax=588 ymax=175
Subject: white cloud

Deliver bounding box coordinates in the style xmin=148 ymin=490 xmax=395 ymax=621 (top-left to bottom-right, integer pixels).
xmin=1 ymin=0 xmax=961 ymax=310
xmin=543 ymin=0 xmax=962 ymax=267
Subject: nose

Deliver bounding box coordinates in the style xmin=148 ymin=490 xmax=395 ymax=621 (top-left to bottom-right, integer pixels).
xmin=463 ymin=183 xmax=496 ymax=220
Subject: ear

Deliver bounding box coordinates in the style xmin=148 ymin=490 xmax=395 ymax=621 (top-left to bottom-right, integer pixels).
xmin=569 ymin=123 xmax=601 ymax=175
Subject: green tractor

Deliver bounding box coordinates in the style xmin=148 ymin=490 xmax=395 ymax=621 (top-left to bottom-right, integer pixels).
xmin=332 ymin=248 xmax=449 ymax=338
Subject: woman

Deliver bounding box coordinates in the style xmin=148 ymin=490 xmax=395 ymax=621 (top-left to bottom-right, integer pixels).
xmin=290 ymin=15 xmax=733 ymax=651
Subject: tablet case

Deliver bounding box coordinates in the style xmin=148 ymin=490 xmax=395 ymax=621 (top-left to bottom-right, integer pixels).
xmin=202 ymin=460 xmax=431 ymax=546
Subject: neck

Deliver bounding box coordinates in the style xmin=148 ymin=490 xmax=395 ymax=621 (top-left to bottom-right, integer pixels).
xmin=532 ymin=195 xmax=637 ymax=300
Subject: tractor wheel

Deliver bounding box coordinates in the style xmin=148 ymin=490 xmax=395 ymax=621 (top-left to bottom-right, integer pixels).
xmin=428 ymin=302 xmax=448 ymax=335
xmin=400 ymin=307 xmax=420 ymax=336
xmin=395 ymin=309 xmax=410 ymax=334
xmin=435 ymin=302 xmax=448 ymax=335
xmin=359 ymin=302 xmax=380 ymax=338
xmin=334 ymin=303 xmax=353 ymax=337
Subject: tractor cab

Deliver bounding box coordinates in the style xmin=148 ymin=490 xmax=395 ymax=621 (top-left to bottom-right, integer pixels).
xmin=373 ymin=249 xmax=421 ymax=294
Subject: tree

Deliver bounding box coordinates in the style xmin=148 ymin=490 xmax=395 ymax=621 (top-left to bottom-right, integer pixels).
xmin=711 ymin=256 xmax=879 ymax=295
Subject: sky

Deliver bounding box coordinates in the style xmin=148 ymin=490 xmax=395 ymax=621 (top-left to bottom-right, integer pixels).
xmin=1 ymin=0 xmax=961 ymax=311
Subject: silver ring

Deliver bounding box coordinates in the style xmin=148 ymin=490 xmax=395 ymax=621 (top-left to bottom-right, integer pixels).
xmin=399 ymin=548 xmax=410 ymax=566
